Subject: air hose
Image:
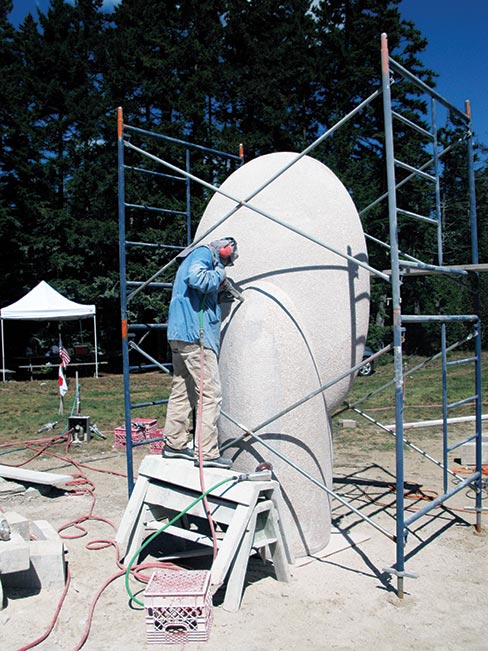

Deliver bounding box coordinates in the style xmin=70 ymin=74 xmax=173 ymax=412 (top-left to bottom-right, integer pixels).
xmin=197 ymin=295 xmax=220 ymax=558
xmin=124 ymin=476 xmax=236 ymax=607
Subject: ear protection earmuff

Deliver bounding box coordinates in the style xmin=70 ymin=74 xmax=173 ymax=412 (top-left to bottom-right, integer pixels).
xmin=219 ymin=238 xmax=236 ymax=259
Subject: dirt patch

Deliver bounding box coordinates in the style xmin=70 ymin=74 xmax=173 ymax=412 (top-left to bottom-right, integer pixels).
xmin=0 ymin=433 xmax=486 ymax=651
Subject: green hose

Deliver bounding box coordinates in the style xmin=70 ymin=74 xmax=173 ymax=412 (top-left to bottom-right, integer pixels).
xmin=124 ymin=475 xmax=236 ymax=607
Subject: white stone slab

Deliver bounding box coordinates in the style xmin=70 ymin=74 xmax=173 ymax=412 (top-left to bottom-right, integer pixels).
xmin=0 ymin=465 xmax=71 ymax=486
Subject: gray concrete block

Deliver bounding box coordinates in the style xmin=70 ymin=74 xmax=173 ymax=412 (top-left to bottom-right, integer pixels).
xmin=457 ymin=436 xmax=488 ymax=466
xmin=31 ymin=520 xmax=59 ymax=541
xmin=0 ymin=532 xmax=30 ymax=574
xmin=2 ymin=516 xmax=66 ymax=591
xmin=2 ymin=539 xmax=66 ymax=591
xmin=3 ymin=512 xmax=30 ymax=541
xmin=338 ymin=419 xmax=357 ymax=429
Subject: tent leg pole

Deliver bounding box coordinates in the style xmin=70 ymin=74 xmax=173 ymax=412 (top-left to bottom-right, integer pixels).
xmin=1 ymin=321 xmax=5 ymax=383
xmin=93 ymin=315 xmax=99 ymax=378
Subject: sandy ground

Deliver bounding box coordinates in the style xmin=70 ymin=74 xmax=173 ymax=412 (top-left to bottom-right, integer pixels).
xmin=0 ymin=432 xmax=486 ymax=651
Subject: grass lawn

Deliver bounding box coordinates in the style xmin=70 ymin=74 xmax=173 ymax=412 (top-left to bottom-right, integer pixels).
xmin=0 ymin=350 xmax=485 ymax=448
xmin=0 ymin=371 xmax=172 ymax=443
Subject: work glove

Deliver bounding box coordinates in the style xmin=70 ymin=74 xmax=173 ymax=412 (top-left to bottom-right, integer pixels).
xmin=219 ymin=278 xmax=245 ymax=303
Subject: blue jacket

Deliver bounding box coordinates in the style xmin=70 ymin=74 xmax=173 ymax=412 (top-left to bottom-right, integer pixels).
xmin=167 ymin=246 xmax=225 ymax=356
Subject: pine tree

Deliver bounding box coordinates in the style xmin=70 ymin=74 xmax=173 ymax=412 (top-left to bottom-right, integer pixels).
xmin=0 ymin=0 xmax=483 ymax=355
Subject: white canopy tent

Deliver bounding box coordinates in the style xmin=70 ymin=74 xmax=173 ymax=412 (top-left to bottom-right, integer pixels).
xmin=0 ymin=281 xmax=98 ymax=381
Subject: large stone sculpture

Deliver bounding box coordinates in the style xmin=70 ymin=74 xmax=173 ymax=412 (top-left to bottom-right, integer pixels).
xmin=196 ymin=152 xmax=370 ymax=556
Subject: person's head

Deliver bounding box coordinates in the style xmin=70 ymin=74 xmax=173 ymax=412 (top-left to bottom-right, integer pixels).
xmin=211 ymin=237 xmax=239 ymax=267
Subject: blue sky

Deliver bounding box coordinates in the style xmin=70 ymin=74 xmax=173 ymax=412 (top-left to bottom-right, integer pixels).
xmin=8 ymin=1 xmax=488 ymax=144
xmin=400 ymin=0 xmax=488 ymax=144
xmin=8 ymin=0 xmax=118 ymax=21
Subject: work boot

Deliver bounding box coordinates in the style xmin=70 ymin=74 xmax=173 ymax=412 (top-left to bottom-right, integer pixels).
xmin=162 ymin=444 xmax=194 ymax=461
xmin=194 ymin=456 xmax=233 ymax=469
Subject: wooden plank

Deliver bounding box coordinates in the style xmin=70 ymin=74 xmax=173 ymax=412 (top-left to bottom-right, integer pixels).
xmin=145 ymin=523 xmax=214 ymax=548
xmin=210 ymin=503 xmax=256 ymax=587
xmin=270 ymin=489 xmax=295 ymax=565
xmin=124 ymin=503 xmax=152 ymax=564
xmin=0 ymin=465 xmax=72 ymax=486
xmin=145 ymin=482 xmax=237 ymax=525
xmin=138 ymin=455 xmax=275 ymax=505
xmin=223 ymin=502 xmax=290 ymax=612
xmin=115 ymin=475 xmax=149 ymax=547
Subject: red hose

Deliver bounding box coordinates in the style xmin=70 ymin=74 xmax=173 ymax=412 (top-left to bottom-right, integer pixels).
xmin=197 ymin=343 xmax=219 ymax=559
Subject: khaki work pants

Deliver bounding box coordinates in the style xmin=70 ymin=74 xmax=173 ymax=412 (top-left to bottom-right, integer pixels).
xmin=163 ymin=340 xmax=222 ymax=460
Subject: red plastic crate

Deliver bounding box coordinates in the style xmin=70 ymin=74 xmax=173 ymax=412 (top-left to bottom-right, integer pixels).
xmin=149 ymin=428 xmax=164 ymax=454
xmin=144 ymin=569 xmax=213 ymax=645
xmin=113 ymin=418 xmax=160 ymax=450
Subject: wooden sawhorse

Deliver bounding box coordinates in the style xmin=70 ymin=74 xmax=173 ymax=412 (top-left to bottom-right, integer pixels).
xmin=116 ymin=456 xmax=294 ymax=611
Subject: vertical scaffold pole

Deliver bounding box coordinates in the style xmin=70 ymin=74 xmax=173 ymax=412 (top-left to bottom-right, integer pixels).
xmin=466 ymin=100 xmax=483 ymax=531
xmin=117 ymin=107 xmax=135 ymax=495
xmin=381 ymin=33 xmax=406 ymax=598
xmin=433 ymin=98 xmax=451 ymax=494
xmin=465 ymin=101 xmax=479 ymax=267
xmin=185 ymin=148 xmax=191 ymax=246
xmin=474 ymin=318 xmax=483 ymax=531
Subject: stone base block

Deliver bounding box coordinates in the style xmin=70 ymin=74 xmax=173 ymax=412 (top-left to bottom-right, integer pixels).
xmin=2 ymin=511 xmax=30 ymax=540
xmin=0 ymin=532 xmax=30 ymax=574
xmin=1 ymin=519 xmax=66 ymax=592
xmin=457 ymin=436 xmax=488 ymax=466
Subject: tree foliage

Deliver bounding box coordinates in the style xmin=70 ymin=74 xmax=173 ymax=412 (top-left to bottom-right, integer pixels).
xmin=0 ymin=0 xmax=486 ymax=362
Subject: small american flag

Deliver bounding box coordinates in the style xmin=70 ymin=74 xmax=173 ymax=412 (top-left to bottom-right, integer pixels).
xmin=59 ymin=346 xmax=71 ymax=368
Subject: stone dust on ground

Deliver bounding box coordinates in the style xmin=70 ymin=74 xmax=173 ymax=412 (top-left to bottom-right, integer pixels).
xmin=0 ymin=432 xmax=486 ymax=651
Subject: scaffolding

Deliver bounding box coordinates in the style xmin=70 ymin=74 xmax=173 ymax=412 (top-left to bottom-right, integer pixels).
xmin=117 ymin=33 xmax=483 ymax=598
xmin=117 ymin=108 xmax=243 ymax=485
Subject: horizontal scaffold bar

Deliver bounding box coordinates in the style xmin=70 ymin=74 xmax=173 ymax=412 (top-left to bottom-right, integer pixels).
xmin=396 ymin=208 xmax=437 ymax=224
xmin=125 ymin=202 xmax=187 ymax=216
xmin=127 ymin=282 xmax=173 ymax=290
xmin=446 ymin=356 xmax=477 ymax=367
xmin=382 ymin=263 xmax=488 ymax=277
xmin=389 ymin=57 xmax=469 ymax=121
xmin=128 ymin=323 xmax=168 ymax=330
xmin=123 ymin=123 xmax=242 ymax=161
xmin=124 ymin=164 xmax=186 ymax=181
xmin=126 ymin=241 xmax=185 ymax=251
xmin=361 ymin=138 xmax=465 ymax=217
xmin=404 ymin=473 xmax=480 ymax=528
xmin=130 ymin=399 xmax=169 ymax=409
xmin=401 ymin=314 xmax=478 ymax=324
xmin=447 ymin=433 xmax=478 ymax=453
xmin=399 ymin=260 xmax=468 ymax=275
xmin=128 ymin=363 xmax=159 ymax=372
xmin=447 ymin=395 xmax=477 ymax=410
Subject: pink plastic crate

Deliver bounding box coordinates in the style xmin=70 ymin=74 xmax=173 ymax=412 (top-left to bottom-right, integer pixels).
xmin=149 ymin=428 xmax=164 ymax=454
xmin=113 ymin=418 xmax=158 ymax=449
xmin=144 ymin=569 xmax=213 ymax=645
